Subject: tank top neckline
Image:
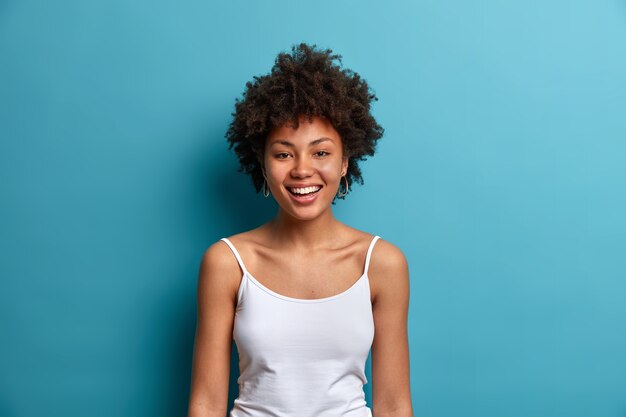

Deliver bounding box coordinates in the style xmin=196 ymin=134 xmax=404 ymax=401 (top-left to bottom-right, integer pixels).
xmin=243 ymin=269 xmax=368 ymax=304
xmin=221 ymin=235 xmax=380 ymax=304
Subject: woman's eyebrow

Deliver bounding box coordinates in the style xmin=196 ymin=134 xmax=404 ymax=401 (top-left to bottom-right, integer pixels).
xmin=270 ymin=137 xmax=334 ymax=147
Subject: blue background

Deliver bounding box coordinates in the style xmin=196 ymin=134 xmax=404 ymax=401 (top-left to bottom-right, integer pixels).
xmin=1 ymin=0 xmax=625 ymax=416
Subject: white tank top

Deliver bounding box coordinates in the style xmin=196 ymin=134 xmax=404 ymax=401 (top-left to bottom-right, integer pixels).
xmin=220 ymin=235 xmax=380 ymax=417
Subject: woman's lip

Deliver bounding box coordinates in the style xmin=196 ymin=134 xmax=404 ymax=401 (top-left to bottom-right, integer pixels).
xmin=286 ymin=187 xmax=321 ymax=204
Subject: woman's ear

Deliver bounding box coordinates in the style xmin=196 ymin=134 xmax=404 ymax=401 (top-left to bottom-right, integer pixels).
xmin=342 ymin=156 xmax=349 ymax=176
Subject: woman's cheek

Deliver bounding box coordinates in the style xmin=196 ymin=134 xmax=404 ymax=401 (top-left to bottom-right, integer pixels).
xmin=317 ymin=159 xmax=341 ymax=178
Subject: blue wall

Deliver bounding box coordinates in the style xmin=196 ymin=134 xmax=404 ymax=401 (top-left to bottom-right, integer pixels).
xmin=1 ymin=1 xmax=625 ymax=416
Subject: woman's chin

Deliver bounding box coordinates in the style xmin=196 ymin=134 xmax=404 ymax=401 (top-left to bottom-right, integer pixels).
xmin=277 ymin=200 xmax=331 ymax=221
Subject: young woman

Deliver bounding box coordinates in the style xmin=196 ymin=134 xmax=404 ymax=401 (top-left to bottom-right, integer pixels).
xmin=188 ymin=43 xmax=413 ymax=417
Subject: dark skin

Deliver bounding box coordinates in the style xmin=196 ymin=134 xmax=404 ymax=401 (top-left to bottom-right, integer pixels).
xmin=188 ymin=116 xmax=413 ymax=417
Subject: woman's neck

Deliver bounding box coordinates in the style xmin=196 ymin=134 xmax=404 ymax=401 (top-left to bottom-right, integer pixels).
xmin=268 ymin=209 xmax=343 ymax=251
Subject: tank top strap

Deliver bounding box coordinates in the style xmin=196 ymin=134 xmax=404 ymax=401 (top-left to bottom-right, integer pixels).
xmin=220 ymin=238 xmax=249 ymax=276
xmin=364 ymin=235 xmax=381 ymax=276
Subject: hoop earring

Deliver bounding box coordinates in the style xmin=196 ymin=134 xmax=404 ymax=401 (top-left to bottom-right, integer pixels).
xmin=337 ymin=175 xmax=349 ymax=197
xmin=263 ymin=178 xmax=270 ymax=198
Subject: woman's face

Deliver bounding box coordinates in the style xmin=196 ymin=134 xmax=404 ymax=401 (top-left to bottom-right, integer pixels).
xmin=263 ymin=115 xmax=348 ymax=221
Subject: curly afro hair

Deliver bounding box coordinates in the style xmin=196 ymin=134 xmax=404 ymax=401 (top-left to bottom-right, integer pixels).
xmin=225 ymin=42 xmax=384 ymax=201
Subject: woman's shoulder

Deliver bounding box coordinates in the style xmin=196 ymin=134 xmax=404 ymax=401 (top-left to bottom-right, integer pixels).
xmin=365 ymin=234 xmax=408 ymax=276
xmin=197 ymin=237 xmax=247 ymax=302
xmin=205 ymin=228 xmax=269 ymax=267
xmin=366 ymin=235 xmax=409 ymax=305
xmin=200 ymin=237 xmax=242 ymax=275
xmin=200 ymin=226 xmax=260 ymax=265
xmin=344 ymin=226 xmax=402 ymax=255
xmin=218 ymin=228 xmax=265 ymax=253
xmin=371 ymin=234 xmax=404 ymax=257
xmin=341 ymin=227 xmax=406 ymax=270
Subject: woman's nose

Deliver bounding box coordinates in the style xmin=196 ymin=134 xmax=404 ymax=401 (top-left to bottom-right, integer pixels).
xmin=291 ymin=156 xmax=314 ymax=177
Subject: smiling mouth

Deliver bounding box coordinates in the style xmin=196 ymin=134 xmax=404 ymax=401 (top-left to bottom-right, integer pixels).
xmin=286 ymin=186 xmax=323 ymax=196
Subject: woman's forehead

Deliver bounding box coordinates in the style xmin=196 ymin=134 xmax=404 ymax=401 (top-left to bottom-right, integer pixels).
xmin=267 ymin=115 xmax=340 ymax=143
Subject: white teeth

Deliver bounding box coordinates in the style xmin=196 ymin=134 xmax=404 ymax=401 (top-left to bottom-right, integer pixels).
xmin=288 ymin=186 xmax=321 ymax=195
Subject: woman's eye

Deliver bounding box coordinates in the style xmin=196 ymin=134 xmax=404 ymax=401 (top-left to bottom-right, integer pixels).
xmin=315 ymin=151 xmax=329 ymax=157
xmin=275 ymin=153 xmax=290 ymax=159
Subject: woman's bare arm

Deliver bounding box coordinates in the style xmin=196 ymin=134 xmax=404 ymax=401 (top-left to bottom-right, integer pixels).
xmin=370 ymin=239 xmax=413 ymax=417
xmin=188 ymin=241 xmax=241 ymax=417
